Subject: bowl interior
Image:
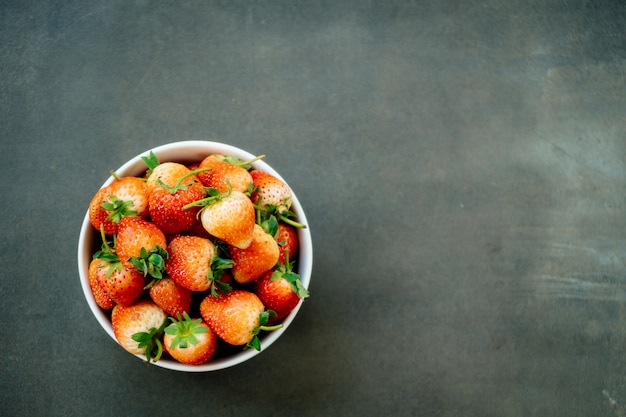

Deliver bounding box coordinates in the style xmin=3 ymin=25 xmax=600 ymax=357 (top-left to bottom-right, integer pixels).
xmin=77 ymin=140 xmax=312 ymax=372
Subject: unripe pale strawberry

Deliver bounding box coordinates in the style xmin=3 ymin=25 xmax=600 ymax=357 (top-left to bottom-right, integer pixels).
xmin=199 ymin=190 xmax=255 ymax=249
xmin=111 ymin=301 xmax=168 ymax=358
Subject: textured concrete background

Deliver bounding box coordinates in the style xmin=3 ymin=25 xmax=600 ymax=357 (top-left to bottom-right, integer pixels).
xmin=2 ymin=1 xmax=626 ymax=416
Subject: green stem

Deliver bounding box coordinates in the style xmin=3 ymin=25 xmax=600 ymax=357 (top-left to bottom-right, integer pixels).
xmin=239 ymin=154 xmax=265 ymax=167
xmin=278 ymin=214 xmax=306 ymax=229
xmin=260 ymin=324 xmax=284 ymax=332
xmin=99 ymin=224 xmax=115 ymax=253
xmin=182 ymin=186 xmax=232 ymax=210
xmin=161 ymin=167 xmax=212 ymax=194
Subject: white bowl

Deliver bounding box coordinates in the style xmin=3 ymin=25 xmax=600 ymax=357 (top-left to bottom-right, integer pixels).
xmin=77 ymin=140 xmax=313 ymax=372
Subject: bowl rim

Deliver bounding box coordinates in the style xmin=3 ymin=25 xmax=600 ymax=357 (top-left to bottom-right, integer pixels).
xmin=77 ymin=140 xmax=313 ymax=372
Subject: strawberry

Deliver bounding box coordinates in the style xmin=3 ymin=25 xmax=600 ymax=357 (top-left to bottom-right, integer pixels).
xmin=254 ymin=250 xmax=309 ymax=322
xmin=165 ymin=235 xmax=233 ymax=296
xmin=163 ymin=313 xmax=217 ymax=365
xmin=91 ymin=229 xmax=145 ymax=307
xmin=166 ymin=235 xmax=211 ymax=291
xmin=275 ymin=222 xmax=299 ymax=265
xmin=88 ymin=258 xmax=116 ymax=310
xmin=186 ymin=189 xmax=255 ymax=249
xmin=115 ymin=217 xmax=168 ymax=279
xmin=144 ymin=159 xmax=205 ymax=195
xmin=230 ymin=224 xmax=279 ymax=284
xmin=197 ymin=154 xmax=253 ymax=193
xmin=89 ymin=176 xmax=149 ymax=234
xmin=149 ymin=277 xmax=192 ymax=317
xmin=250 ymin=170 xmax=292 ymax=214
xmin=97 ymin=263 xmax=146 ymax=308
xmin=111 ymin=300 xmax=168 ymax=362
xmin=199 ymin=290 xmax=282 ymax=350
xmin=148 ymin=183 xmax=205 ymax=235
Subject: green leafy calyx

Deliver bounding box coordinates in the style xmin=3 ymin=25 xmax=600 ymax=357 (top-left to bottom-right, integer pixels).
xmin=207 ymin=255 xmax=234 ymax=298
xmin=271 ymin=250 xmax=309 ymax=299
xmin=141 ymin=151 xmax=161 ymax=178
xmin=132 ymin=318 xmax=168 ymax=363
xmin=164 ymin=312 xmax=208 ymax=349
xmin=129 ymin=244 xmax=168 ymax=280
xmin=246 ymin=310 xmax=283 ymax=351
xmin=101 ymin=196 xmax=137 ymax=224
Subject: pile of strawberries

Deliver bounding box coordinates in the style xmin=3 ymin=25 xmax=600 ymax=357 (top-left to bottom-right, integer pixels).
xmin=87 ymin=150 xmax=309 ymax=366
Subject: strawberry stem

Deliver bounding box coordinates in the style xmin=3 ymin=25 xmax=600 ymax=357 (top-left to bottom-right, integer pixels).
xmin=182 ymin=185 xmax=232 ymax=210
xmin=99 ymin=224 xmax=114 ymax=254
xmin=238 ymin=154 xmax=265 ymax=168
xmin=259 ymin=324 xmax=283 ymax=332
xmin=158 ymin=167 xmax=212 ymax=194
xmin=221 ymin=154 xmax=266 ymax=169
xmin=278 ymin=214 xmax=306 ymax=229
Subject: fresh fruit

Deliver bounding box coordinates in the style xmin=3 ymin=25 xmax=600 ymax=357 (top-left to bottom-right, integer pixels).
xmin=84 ymin=148 xmax=310 ymax=367
xmin=163 ymin=313 xmax=217 ymax=365
xmin=254 ymin=251 xmax=309 ymax=322
xmin=189 ymin=189 xmax=256 ymax=249
xmin=147 ymin=162 xmax=208 ymax=235
xmin=88 ymin=259 xmax=116 ymax=310
xmin=111 ymin=300 xmax=168 ymax=361
xmin=115 ymin=217 xmax=168 ymax=278
xmin=197 ymin=154 xmax=253 ymax=193
xmin=91 ymin=228 xmax=145 ymax=307
xmin=145 ymin=161 xmax=197 ymax=193
xmin=97 ymin=262 xmax=146 ymax=308
xmin=250 ymin=170 xmax=292 ymax=214
xmin=230 ymin=224 xmax=279 ymax=284
xmin=148 ymin=182 xmax=205 ymax=235
xmin=149 ymin=277 xmax=193 ymax=317
xmin=275 ymin=222 xmax=299 ymax=265
xmin=165 ymin=235 xmax=222 ymax=293
xmin=88 ymin=176 xmax=149 ymax=234
xmin=200 ymin=290 xmax=282 ymax=350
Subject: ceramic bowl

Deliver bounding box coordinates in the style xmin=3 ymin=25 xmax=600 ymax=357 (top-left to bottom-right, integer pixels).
xmin=77 ymin=140 xmax=312 ymax=372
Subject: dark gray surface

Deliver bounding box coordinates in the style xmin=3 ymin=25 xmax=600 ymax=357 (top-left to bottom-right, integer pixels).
xmin=2 ymin=1 xmax=626 ymax=416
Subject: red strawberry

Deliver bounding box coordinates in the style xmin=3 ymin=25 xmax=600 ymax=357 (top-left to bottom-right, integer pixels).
xmin=163 ymin=313 xmax=217 ymax=365
xmin=165 ymin=235 xmax=233 ymax=296
xmin=165 ymin=235 xmax=213 ymax=292
xmin=230 ymin=224 xmax=279 ymax=284
xmin=89 ymin=176 xmax=149 ymax=234
xmin=111 ymin=300 xmax=168 ymax=361
xmin=197 ymin=154 xmax=253 ymax=193
xmin=254 ymin=251 xmax=309 ymax=322
xmin=250 ymin=170 xmax=292 ymax=214
xmin=148 ymin=184 xmax=205 ymax=235
xmin=91 ymin=231 xmax=145 ymax=307
xmin=193 ymin=189 xmax=255 ymax=249
xmin=275 ymin=222 xmax=299 ymax=265
xmin=88 ymin=258 xmax=116 ymax=310
xmin=149 ymin=277 xmax=192 ymax=317
xmin=200 ymin=290 xmax=282 ymax=350
xmin=97 ymin=262 xmax=146 ymax=308
xmin=115 ymin=217 xmax=168 ymax=279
